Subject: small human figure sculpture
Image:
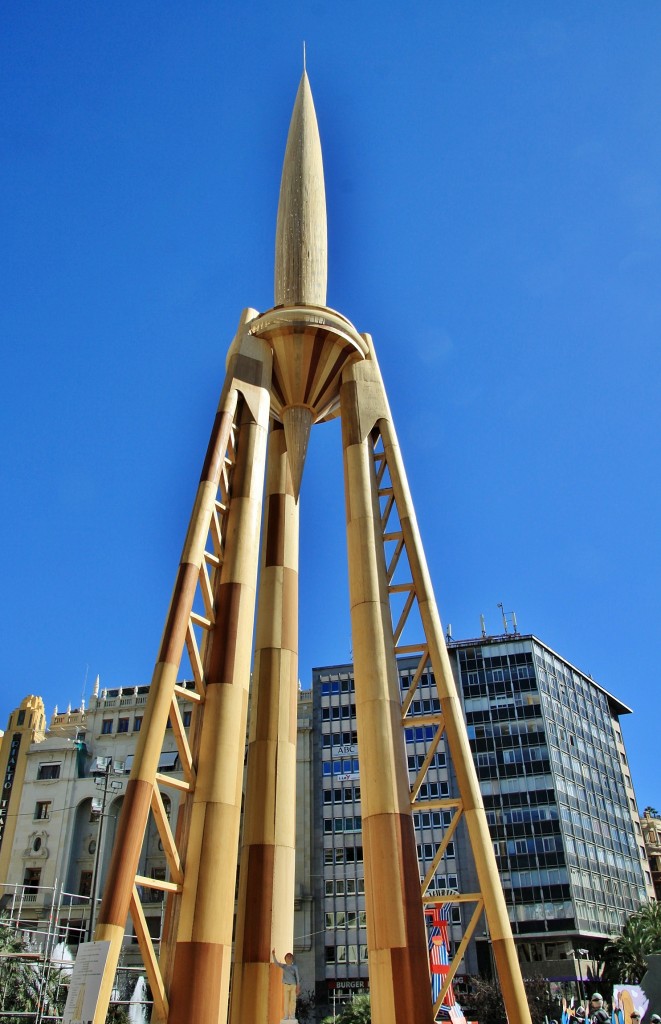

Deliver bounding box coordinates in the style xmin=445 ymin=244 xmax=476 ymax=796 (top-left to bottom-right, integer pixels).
xmin=272 ymin=948 xmax=301 ymax=1021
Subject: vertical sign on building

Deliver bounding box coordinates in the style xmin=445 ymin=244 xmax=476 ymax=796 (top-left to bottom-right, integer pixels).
xmin=0 ymin=733 xmax=21 ymax=852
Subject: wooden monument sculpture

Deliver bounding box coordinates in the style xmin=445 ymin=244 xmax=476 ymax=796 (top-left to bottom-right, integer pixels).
xmin=91 ymin=73 xmax=532 ymax=1024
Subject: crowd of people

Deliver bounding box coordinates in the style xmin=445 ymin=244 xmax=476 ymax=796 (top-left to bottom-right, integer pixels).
xmin=563 ymin=993 xmax=661 ymax=1024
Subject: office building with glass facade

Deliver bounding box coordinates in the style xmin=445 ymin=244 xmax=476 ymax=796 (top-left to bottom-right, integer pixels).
xmin=310 ymin=633 xmax=653 ymax=1002
xmin=449 ymin=634 xmax=652 ymax=974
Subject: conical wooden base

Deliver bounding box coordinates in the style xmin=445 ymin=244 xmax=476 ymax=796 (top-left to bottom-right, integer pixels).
xmin=282 ymin=405 xmax=313 ymax=500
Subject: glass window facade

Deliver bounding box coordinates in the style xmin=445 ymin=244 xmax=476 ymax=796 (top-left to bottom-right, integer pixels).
xmin=454 ymin=638 xmax=648 ymax=937
xmin=312 ymin=635 xmax=649 ymax=993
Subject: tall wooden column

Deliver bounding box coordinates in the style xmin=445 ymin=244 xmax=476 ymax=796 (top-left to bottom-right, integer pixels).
xmin=91 ymin=318 xmax=254 ymax=1023
xmin=341 ymin=360 xmax=432 ymax=1024
xmin=230 ymin=423 xmax=299 ymax=1024
xmin=167 ymin=342 xmax=272 ymax=1024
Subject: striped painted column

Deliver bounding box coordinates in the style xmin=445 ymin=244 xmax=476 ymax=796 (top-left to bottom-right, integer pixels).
xmin=167 ymin=347 xmax=272 ymax=1024
xmin=340 ymin=360 xmax=432 ymax=1024
xmin=230 ymin=423 xmax=299 ymax=1024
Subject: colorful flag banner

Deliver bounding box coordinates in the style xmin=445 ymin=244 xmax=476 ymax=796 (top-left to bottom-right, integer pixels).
xmin=426 ymin=902 xmax=466 ymax=1023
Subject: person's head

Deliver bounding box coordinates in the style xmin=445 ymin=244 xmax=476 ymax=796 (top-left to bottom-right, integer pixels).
xmin=591 ymin=996 xmax=604 ymax=1008
xmin=575 ymin=1008 xmax=586 ymax=1019
xmin=285 ymin=953 xmax=294 ymax=964
xmin=650 ymin=1015 xmax=660 ymax=1024
xmin=630 ymin=1013 xmax=640 ymax=1022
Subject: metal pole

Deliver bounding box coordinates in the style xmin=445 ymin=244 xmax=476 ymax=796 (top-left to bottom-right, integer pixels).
xmin=88 ymin=765 xmax=110 ymax=942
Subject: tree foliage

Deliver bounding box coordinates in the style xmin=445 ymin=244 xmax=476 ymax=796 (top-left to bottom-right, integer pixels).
xmin=0 ymin=922 xmax=68 ymax=1024
xmin=604 ymin=901 xmax=661 ymax=985
xmin=463 ymin=974 xmax=551 ymax=1024
xmin=321 ymin=992 xmax=371 ymax=1024
xmin=105 ymin=1007 xmax=131 ymax=1023
xmin=296 ymin=989 xmax=317 ymax=1023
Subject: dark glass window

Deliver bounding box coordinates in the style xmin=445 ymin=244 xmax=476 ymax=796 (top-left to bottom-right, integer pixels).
xmin=79 ymin=871 xmax=93 ymax=897
xmin=23 ymin=867 xmax=41 ymax=893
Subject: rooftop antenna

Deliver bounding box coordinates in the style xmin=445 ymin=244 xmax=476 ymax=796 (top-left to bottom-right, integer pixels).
xmin=446 ymin=623 xmax=453 ymax=641
xmin=480 ymin=614 xmax=487 ymax=638
xmin=497 ymin=603 xmax=519 ymax=635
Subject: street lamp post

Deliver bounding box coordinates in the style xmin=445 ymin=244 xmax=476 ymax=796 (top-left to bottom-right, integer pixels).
xmin=87 ymin=758 xmax=123 ymax=942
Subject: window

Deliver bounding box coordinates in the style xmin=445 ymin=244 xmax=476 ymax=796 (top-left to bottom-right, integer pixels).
xmin=134 ymin=717 xmax=143 ymax=732
xmin=17 ymin=710 xmax=25 ymax=725
xmin=57 ymin=919 xmax=85 ymax=947
xmin=23 ymin=867 xmax=41 ymax=894
xmin=157 ymin=751 xmax=178 ymax=773
xmin=79 ymin=871 xmax=93 ymax=897
xmin=149 ymin=867 xmax=166 ymax=903
xmin=101 ymin=720 xmax=113 ymax=735
xmin=183 ymin=711 xmax=192 ymax=728
xmin=37 ymin=763 xmax=61 ymax=780
xmin=117 ymin=718 xmax=129 ymax=734
xmin=35 ymin=801 xmax=51 ymax=820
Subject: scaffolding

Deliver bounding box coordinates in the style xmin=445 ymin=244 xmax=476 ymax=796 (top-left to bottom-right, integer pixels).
xmin=0 ymin=882 xmax=151 ymax=1022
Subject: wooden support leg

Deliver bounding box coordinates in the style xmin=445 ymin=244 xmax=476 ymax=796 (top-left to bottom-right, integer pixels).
xmin=341 ymin=365 xmax=432 ymax=1024
xmin=230 ymin=424 xmax=299 ymax=1024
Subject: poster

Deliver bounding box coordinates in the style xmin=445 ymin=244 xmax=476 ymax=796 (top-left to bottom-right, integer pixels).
xmin=62 ymin=940 xmax=111 ymax=1024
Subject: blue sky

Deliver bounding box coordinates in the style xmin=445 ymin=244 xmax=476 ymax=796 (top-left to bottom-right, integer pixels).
xmin=1 ymin=3 xmax=660 ymax=812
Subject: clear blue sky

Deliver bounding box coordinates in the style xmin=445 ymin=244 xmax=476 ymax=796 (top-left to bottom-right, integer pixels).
xmin=1 ymin=3 xmax=659 ymax=812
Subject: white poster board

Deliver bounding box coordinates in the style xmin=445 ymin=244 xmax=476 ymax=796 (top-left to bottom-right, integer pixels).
xmin=63 ymin=940 xmax=111 ymax=1024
